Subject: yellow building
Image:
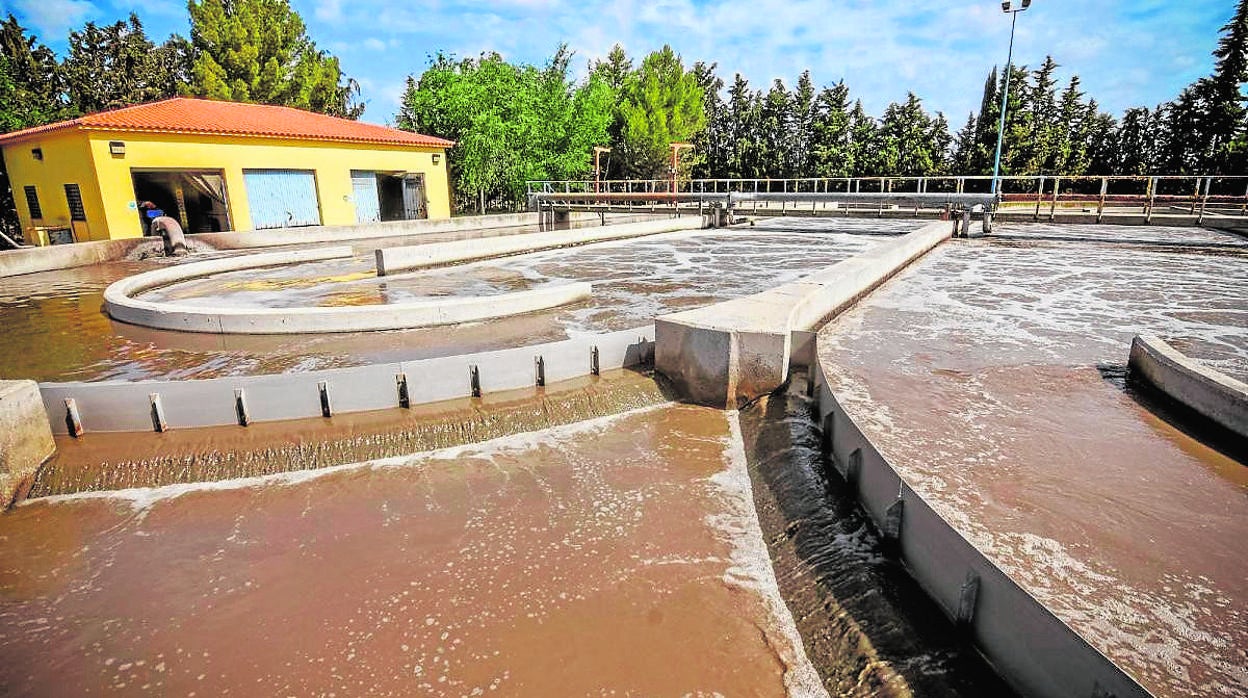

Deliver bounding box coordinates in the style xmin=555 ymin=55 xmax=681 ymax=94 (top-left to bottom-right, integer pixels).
xmin=0 ymin=98 xmax=453 ymax=245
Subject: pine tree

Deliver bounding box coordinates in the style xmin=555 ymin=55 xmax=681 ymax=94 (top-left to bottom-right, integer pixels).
xmin=0 ymin=15 xmax=68 ymax=127
xmin=789 ymin=71 xmax=817 ymax=176
xmin=1115 ymin=107 xmax=1159 ymax=175
xmin=1208 ymin=0 xmax=1248 ymax=167
xmin=848 ymin=100 xmax=879 ymax=176
xmin=691 ymin=61 xmax=726 ymax=179
xmin=810 ymin=82 xmax=853 ymax=177
xmin=952 ymin=113 xmax=979 ymax=175
xmin=64 ymin=14 xmax=189 ymax=113
xmin=590 ymin=43 xmax=633 ymax=178
xmin=187 ymin=0 xmax=362 ymax=117
xmin=616 ymin=45 xmax=705 ymax=179
xmin=758 ymin=79 xmax=792 ymax=178
xmin=726 ymin=74 xmax=761 ymax=178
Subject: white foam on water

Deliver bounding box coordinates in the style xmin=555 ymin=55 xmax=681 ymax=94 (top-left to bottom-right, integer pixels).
xmin=24 ymin=402 xmax=676 ymax=512
xmin=705 ymin=411 xmax=830 ymax=698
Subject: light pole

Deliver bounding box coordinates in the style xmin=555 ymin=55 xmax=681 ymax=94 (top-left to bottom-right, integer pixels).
xmin=991 ymin=0 xmax=1031 ymax=196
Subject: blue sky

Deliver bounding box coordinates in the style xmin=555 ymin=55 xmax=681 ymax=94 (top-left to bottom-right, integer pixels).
xmin=1 ymin=0 xmax=1234 ymax=125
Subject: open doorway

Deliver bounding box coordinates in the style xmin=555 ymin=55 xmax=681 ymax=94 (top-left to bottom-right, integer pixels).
xmin=352 ymin=171 xmax=427 ymax=223
xmin=131 ymin=170 xmax=231 ymax=236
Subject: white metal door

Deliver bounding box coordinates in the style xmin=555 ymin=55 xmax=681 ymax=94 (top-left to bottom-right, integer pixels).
xmin=351 ymin=171 xmax=381 ymax=223
xmin=243 ymin=169 xmax=321 ymax=229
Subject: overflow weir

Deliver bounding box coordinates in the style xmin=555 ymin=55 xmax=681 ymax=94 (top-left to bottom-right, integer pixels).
xmin=1 ymin=203 xmax=1244 ymax=697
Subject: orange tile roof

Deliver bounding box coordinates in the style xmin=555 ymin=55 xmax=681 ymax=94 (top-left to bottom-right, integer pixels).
xmin=0 ymin=98 xmax=454 ymax=148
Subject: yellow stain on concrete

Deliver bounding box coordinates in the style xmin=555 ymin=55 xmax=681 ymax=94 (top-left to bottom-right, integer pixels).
xmin=2 ymin=128 xmax=451 ymax=245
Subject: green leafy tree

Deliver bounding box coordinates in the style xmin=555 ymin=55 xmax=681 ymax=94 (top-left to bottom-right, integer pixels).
xmin=398 ymin=47 xmax=613 ymax=212
xmin=186 ymin=0 xmax=362 ymax=117
xmin=615 ymin=45 xmax=705 ymax=179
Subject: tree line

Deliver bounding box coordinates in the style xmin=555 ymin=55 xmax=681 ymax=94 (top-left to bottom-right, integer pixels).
xmin=404 ymin=0 xmax=1246 ymax=210
xmin=2 ymin=0 xmax=1245 ymax=221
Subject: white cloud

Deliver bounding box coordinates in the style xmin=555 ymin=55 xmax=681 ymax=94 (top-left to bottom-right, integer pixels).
xmin=12 ymin=0 xmax=96 ymax=39
xmin=299 ymin=0 xmax=1226 ymax=124
xmin=363 ymin=37 xmax=387 ymax=51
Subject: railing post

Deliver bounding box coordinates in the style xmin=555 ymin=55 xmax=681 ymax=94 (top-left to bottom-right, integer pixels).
xmin=1191 ymin=178 xmax=1200 ymax=214
xmin=1050 ymin=177 xmax=1061 ymax=222
xmin=1145 ymin=177 xmax=1156 ymax=224
xmin=1034 ymin=176 xmax=1045 ymax=221
xmin=1198 ymin=177 xmax=1210 ymax=225
xmin=1097 ymin=177 xmax=1108 ymax=223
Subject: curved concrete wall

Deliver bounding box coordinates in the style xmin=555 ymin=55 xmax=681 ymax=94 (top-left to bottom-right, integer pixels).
xmin=376 ymin=216 xmax=706 ymax=275
xmin=809 ymin=358 xmax=1151 ymax=698
xmin=1129 ymin=334 xmax=1248 ymax=439
xmin=655 ymin=220 xmax=954 ymax=408
xmin=38 ymin=326 xmax=655 ymax=434
xmin=102 ymin=247 xmax=591 ymax=334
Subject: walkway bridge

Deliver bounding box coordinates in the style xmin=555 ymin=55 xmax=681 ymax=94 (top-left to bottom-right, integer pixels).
xmin=528 ymin=174 xmax=1248 ymax=233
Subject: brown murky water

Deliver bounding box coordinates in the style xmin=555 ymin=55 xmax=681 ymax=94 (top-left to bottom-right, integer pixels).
xmin=0 ymin=218 xmax=907 ymax=383
xmin=0 ymin=404 xmax=827 ymax=697
xmin=817 ymin=223 xmax=1248 ymax=697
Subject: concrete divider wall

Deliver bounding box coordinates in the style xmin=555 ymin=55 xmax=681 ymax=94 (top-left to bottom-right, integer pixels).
xmin=0 ymin=380 xmax=56 ymax=507
xmin=38 ymin=326 xmax=655 ymax=434
xmin=810 ymin=358 xmax=1152 ymax=698
xmin=376 ymin=216 xmax=706 ymax=275
xmin=655 ymin=220 xmax=954 ymax=408
xmin=1129 ymin=334 xmax=1248 ymax=439
xmin=0 ymin=212 xmax=653 ymax=279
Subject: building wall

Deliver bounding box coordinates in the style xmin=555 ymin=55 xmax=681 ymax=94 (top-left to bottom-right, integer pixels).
xmin=3 ymin=129 xmax=451 ymax=244
xmin=2 ymin=131 xmax=110 ymax=243
xmin=85 ymin=132 xmax=451 ymax=240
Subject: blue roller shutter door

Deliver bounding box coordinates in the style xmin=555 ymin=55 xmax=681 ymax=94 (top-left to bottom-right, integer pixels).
xmin=351 ymin=171 xmax=381 ymax=223
xmin=243 ymin=169 xmax=322 ymax=229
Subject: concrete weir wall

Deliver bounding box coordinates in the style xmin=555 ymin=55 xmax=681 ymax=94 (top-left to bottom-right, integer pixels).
xmin=0 ymin=380 xmax=56 ymax=507
xmin=38 ymin=327 xmax=655 ymax=434
xmin=1129 ymin=334 xmax=1248 ymax=439
xmin=809 ymin=358 xmax=1152 ymax=698
xmin=376 ymin=216 xmax=705 ymax=275
xmin=655 ymin=220 xmax=954 ymax=408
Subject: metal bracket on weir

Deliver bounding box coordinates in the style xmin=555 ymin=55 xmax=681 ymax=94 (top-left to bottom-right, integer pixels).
xmin=396 ymin=372 xmax=411 ymax=409
xmin=318 ymin=381 xmax=333 ymax=418
xmin=234 ymin=388 xmax=251 ymax=427
xmin=64 ymin=398 xmax=84 ymax=437
xmin=149 ymin=393 xmax=168 ymax=433
xmin=956 ymin=571 xmax=981 ymax=627
xmin=883 ymin=496 xmax=905 ymax=541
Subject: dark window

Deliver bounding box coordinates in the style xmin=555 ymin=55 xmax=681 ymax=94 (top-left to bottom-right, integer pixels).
xmin=64 ymin=184 xmax=86 ymax=221
xmin=23 ymin=186 xmax=42 ymax=219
